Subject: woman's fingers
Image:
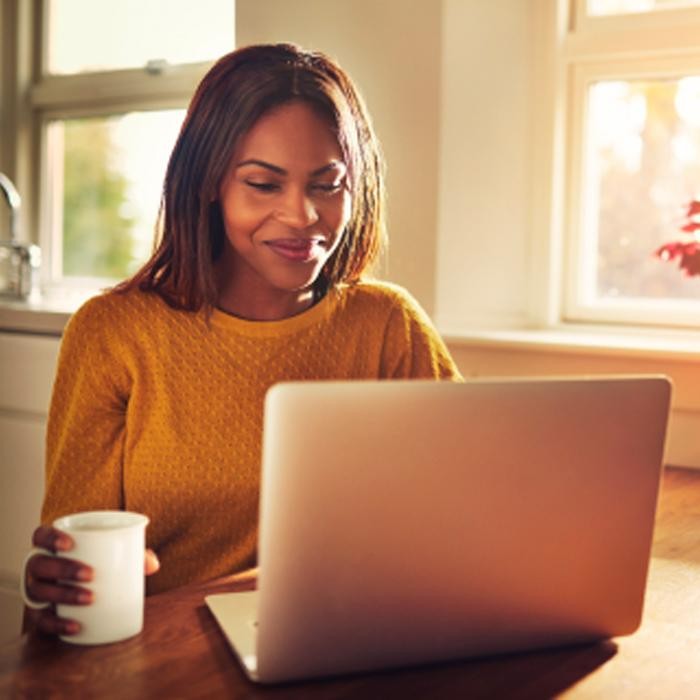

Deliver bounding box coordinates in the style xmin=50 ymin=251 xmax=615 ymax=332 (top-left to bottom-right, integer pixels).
xmin=26 ymin=551 xmax=93 ymax=586
xmin=145 ymin=548 xmax=160 ymax=576
xmin=25 ymin=525 xmax=93 ymax=636
xmin=32 ymin=525 xmax=74 ymax=553
xmin=24 ymin=542 xmax=93 ymax=611
xmin=26 ymin=577 xmax=93 ymax=607
xmin=31 ymin=609 xmax=82 ymax=637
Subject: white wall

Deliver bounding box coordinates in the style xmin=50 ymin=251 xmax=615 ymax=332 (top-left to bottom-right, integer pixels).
xmin=435 ymin=0 xmax=534 ymax=330
xmin=236 ymin=0 xmax=537 ymax=327
xmin=236 ymin=0 xmax=443 ymax=314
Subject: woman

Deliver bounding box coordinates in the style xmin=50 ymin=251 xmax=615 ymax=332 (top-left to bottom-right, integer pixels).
xmin=23 ymin=43 xmax=462 ymax=637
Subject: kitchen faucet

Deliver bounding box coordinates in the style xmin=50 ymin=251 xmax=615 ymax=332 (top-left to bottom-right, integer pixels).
xmin=0 ymin=172 xmax=21 ymax=242
xmin=0 ymin=172 xmax=40 ymax=298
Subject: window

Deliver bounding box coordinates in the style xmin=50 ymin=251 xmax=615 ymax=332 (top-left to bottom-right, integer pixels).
xmin=563 ymin=0 xmax=700 ymax=328
xmin=586 ymin=0 xmax=699 ymax=16
xmin=20 ymin=1 xmax=235 ymax=288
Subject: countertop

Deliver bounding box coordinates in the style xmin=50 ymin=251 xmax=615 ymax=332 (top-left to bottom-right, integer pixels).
xmin=0 ymin=289 xmax=96 ymax=335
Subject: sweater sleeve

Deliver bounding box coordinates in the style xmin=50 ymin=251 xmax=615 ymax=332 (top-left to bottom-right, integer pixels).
xmin=42 ymin=296 xmax=130 ymax=524
xmin=379 ymin=286 xmax=463 ymax=381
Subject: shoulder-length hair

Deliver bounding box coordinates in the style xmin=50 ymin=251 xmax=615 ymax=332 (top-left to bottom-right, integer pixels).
xmin=117 ymin=43 xmax=386 ymax=311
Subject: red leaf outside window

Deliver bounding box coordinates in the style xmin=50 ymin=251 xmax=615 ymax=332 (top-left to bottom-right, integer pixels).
xmin=655 ymin=200 xmax=700 ymax=277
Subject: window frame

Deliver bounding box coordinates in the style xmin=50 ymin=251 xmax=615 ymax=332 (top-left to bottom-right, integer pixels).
xmin=558 ymin=0 xmax=700 ymax=330
xmin=4 ymin=0 xmax=231 ymax=293
xmin=35 ymin=84 xmax=201 ymax=291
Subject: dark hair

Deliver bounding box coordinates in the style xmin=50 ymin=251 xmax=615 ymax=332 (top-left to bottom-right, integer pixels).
xmin=117 ymin=43 xmax=386 ymax=311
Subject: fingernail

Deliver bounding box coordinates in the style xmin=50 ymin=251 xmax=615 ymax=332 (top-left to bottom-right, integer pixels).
xmin=55 ymin=535 xmax=72 ymax=551
xmin=64 ymin=620 xmax=81 ymax=635
xmin=77 ymin=591 xmax=92 ymax=604
xmin=75 ymin=567 xmax=93 ymax=582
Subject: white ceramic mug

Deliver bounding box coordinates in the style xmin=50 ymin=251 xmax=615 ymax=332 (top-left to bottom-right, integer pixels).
xmin=21 ymin=510 xmax=149 ymax=645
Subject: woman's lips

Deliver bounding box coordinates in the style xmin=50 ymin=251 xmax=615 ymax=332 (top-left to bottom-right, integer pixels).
xmin=264 ymin=238 xmax=325 ymax=262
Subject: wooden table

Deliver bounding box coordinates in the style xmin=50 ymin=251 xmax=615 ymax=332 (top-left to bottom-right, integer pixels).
xmin=2 ymin=467 xmax=700 ymax=699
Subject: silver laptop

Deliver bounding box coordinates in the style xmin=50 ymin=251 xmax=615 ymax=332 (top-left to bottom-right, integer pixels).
xmin=206 ymin=375 xmax=671 ymax=684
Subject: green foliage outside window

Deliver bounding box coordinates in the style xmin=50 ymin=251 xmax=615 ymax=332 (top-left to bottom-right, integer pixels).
xmin=62 ymin=119 xmax=137 ymax=279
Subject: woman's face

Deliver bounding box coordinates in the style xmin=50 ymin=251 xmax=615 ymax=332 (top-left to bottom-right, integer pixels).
xmin=216 ymin=100 xmax=352 ymax=320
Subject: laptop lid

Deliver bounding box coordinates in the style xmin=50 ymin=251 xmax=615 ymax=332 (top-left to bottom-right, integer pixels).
xmin=207 ymin=375 xmax=671 ymax=684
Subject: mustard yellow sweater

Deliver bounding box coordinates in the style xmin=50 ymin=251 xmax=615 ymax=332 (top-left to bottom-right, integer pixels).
xmin=43 ymin=281 xmax=461 ymax=594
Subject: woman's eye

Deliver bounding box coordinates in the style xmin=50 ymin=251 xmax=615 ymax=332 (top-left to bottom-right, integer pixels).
xmin=311 ymin=181 xmax=343 ymax=194
xmin=245 ymin=181 xmax=280 ymax=193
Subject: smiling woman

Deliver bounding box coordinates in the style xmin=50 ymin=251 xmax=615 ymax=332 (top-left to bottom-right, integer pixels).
xmin=22 ymin=44 xmax=462 ymax=639
xmin=216 ymin=102 xmax=353 ymax=320
xmin=117 ymin=44 xmax=385 ymax=315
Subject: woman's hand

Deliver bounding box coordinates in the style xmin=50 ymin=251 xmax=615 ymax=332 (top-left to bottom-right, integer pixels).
xmin=145 ymin=548 xmax=160 ymax=576
xmin=228 ymin=566 xmax=259 ymax=585
xmin=24 ymin=525 xmax=93 ymax=636
xmin=24 ymin=525 xmax=160 ymax=636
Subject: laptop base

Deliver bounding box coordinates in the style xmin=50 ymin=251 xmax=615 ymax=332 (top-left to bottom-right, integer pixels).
xmin=206 ymin=591 xmax=259 ymax=680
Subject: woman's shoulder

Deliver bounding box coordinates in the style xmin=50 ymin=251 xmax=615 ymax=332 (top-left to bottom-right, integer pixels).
xmin=341 ymin=279 xmax=422 ymax=311
xmin=66 ymin=287 xmax=172 ymax=336
xmin=337 ymin=279 xmax=441 ymax=335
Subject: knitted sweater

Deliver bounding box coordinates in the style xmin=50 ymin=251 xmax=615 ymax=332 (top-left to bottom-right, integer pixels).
xmin=42 ymin=280 xmax=461 ymax=594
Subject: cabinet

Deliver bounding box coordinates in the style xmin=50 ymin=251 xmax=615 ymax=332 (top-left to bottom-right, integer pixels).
xmin=0 ymin=332 xmax=61 ymax=639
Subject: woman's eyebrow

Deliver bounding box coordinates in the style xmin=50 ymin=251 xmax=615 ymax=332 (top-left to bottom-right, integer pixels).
xmin=236 ymin=159 xmax=286 ymax=174
xmin=235 ymin=159 xmax=345 ymax=176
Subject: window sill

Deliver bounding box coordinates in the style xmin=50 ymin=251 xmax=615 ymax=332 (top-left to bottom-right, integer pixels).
xmin=441 ymin=324 xmax=700 ymax=363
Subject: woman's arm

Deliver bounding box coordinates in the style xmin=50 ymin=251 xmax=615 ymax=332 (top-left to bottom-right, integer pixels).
xmin=25 ymin=296 xmax=135 ymax=635
xmin=42 ymin=297 xmax=130 ymax=522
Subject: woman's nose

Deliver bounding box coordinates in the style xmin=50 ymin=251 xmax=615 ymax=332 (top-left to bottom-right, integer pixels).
xmin=275 ymin=187 xmax=319 ymax=229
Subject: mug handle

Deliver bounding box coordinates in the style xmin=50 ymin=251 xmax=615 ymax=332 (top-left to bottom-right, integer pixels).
xmin=20 ymin=547 xmax=53 ymax=610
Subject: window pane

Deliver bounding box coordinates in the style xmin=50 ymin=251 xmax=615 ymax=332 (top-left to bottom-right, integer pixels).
xmin=583 ymin=79 xmax=700 ymax=302
xmin=50 ymin=110 xmax=185 ymax=280
xmin=587 ymin=0 xmax=700 ymax=16
xmin=47 ymin=0 xmax=234 ymax=74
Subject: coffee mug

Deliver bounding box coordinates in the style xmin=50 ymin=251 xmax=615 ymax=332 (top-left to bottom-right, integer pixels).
xmin=21 ymin=510 xmax=149 ymax=645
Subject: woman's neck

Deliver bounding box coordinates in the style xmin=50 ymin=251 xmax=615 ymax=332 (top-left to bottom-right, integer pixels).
xmin=216 ymin=286 xmax=316 ymax=321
